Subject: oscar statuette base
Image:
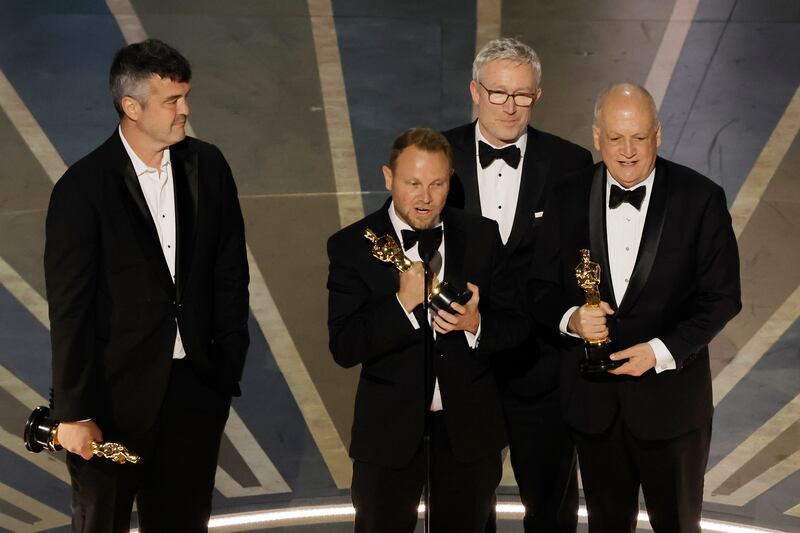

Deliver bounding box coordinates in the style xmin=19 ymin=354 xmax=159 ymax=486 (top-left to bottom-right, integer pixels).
xmin=579 ymin=341 xmax=623 ymax=374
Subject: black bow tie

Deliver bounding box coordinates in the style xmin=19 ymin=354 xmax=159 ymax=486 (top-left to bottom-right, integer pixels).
xmin=401 ymin=226 xmax=443 ymax=255
xmin=478 ymin=141 xmax=521 ymax=169
xmin=609 ymin=184 xmax=646 ymax=210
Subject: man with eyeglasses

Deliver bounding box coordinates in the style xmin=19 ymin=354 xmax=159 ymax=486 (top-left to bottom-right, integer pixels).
xmin=444 ymin=37 xmax=592 ymax=533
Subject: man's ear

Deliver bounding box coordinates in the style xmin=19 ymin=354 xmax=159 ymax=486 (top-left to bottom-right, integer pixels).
xmin=655 ymin=122 xmax=662 ymax=149
xmin=469 ymin=80 xmax=480 ymax=106
xmin=592 ymin=125 xmax=601 ymax=152
xmin=382 ymin=165 xmax=393 ymax=191
xmin=120 ymin=95 xmax=141 ymax=122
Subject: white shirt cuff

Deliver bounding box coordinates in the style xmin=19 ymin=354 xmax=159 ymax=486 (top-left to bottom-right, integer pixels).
xmin=464 ymin=320 xmax=481 ymax=349
xmin=559 ymin=306 xmax=581 ymax=338
xmin=649 ymin=338 xmax=676 ymax=373
xmin=396 ymin=294 xmax=420 ymax=330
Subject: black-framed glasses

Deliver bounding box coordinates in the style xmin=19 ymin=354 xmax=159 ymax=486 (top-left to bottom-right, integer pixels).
xmin=479 ymin=82 xmax=536 ymax=107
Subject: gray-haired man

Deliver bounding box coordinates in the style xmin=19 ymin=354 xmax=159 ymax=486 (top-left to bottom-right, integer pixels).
xmin=444 ymin=37 xmax=592 ymax=532
xmin=45 ymin=39 xmax=249 ymax=531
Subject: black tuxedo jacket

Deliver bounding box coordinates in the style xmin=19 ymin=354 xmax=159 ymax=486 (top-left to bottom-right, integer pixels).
xmin=444 ymin=122 xmax=593 ymax=397
xmin=531 ymin=158 xmax=741 ymax=440
xmin=45 ymin=131 xmax=249 ymax=436
xmin=327 ymin=203 xmax=529 ymax=467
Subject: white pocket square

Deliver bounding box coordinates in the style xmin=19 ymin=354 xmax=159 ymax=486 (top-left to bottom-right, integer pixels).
xmin=534 ymin=211 xmax=544 ymax=218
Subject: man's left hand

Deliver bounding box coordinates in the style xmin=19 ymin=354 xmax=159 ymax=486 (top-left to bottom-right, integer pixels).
xmin=433 ymin=282 xmax=480 ymax=335
xmin=608 ymin=343 xmax=656 ymax=377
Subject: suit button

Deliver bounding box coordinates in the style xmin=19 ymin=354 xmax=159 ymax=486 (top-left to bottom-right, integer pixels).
xmin=176 ymin=303 xmax=183 ymax=310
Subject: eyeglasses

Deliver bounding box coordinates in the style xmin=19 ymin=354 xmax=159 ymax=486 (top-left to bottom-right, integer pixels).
xmin=479 ymin=82 xmax=536 ymax=107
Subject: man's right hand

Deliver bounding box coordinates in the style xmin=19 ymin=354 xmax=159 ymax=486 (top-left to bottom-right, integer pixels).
xmin=56 ymin=420 xmax=103 ymax=460
xmin=397 ymin=262 xmax=426 ymax=312
xmin=567 ymin=301 xmax=615 ymax=341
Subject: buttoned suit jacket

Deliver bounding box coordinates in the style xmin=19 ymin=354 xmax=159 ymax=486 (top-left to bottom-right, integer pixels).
xmin=444 ymin=122 xmax=593 ymax=397
xmin=531 ymin=158 xmax=741 ymax=439
xmin=45 ymin=131 xmax=250 ymax=439
xmin=327 ymin=203 xmax=529 ymax=467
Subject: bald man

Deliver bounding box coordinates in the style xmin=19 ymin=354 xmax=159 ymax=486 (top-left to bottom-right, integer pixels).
xmin=530 ymin=84 xmax=741 ymax=532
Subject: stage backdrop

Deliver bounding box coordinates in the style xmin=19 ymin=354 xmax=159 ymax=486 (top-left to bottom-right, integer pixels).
xmin=0 ymin=0 xmax=798 ymax=531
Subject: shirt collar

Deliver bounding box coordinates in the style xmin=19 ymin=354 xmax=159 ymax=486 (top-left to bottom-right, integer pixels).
xmin=474 ymin=121 xmax=528 ymax=158
xmin=118 ymin=126 xmax=171 ymax=177
xmin=388 ymin=200 xmax=443 ymax=249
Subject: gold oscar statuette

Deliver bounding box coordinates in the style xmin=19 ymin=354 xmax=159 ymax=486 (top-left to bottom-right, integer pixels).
xmin=364 ymin=228 xmax=471 ymax=313
xmin=364 ymin=228 xmax=413 ymax=272
xmin=24 ymin=406 xmax=141 ymax=464
xmin=575 ymin=249 xmax=620 ymax=373
xmin=90 ymin=441 xmax=141 ymax=464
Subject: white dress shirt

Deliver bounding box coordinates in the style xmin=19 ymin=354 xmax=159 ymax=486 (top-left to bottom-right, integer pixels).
xmin=559 ymin=169 xmax=676 ymax=373
xmin=119 ymin=127 xmax=186 ymax=359
xmin=475 ymin=122 xmax=527 ymax=244
xmin=388 ymin=202 xmax=480 ymax=411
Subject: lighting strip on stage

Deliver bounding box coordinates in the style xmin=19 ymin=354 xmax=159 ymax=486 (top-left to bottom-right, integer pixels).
xmin=129 ymin=504 xmax=786 ymax=532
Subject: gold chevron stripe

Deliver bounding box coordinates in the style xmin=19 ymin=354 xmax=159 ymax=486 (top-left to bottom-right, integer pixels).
xmin=0 ymin=69 xmax=65 ymax=184
xmin=786 ymin=502 xmax=800 ymax=517
xmin=705 ymin=393 xmax=800 ymax=504
xmin=214 ymin=409 xmax=291 ymax=497
xmin=0 ymin=361 xmax=47 ymax=413
xmin=475 ymin=0 xmax=502 ymax=56
xmin=0 ymin=256 xmax=48 ymax=329
xmin=247 ymin=247 xmax=352 ymax=488
xmin=713 ymin=284 xmax=800 ymax=406
xmin=0 ymin=259 xmax=69 ymax=486
xmin=717 ymin=448 xmax=800 ymax=507
xmin=0 ymin=481 xmax=69 ymax=532
xmin=730 ymin=85 xmax=800 ymax=238
xmin=499 ymin=447 xmax=515 ymax=487
xmin=644 ymin=0 xmax=701 ymax=109
xmin=0 ymin=425 xmax=69 ymax=485
xmin=472 ymin=0 xmax=502 ymax=121
xmin=104 ymin=0 xmax=147 ymax=43
xmin=308 ymin=0 xmax=364 ymax=228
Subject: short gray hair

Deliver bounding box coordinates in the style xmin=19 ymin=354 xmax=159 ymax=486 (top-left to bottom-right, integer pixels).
xmin=109 ymin=39 xmax=192 ymax=116
xmin=593 ymin=83 xmax=658 ymax=124
xmin=472 ymin=37 xmax=542 ymax=88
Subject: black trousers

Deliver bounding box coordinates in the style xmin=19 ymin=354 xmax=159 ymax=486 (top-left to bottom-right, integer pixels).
xmin=502 ymin=388 xmax=578 ymax=533
xmin=352 ymin=412 xmax=502 ymax=533
xmin=67 ymin=359 xmax=231 ymax=533
xmin=573 ymin=413 xmax=712 ymax=533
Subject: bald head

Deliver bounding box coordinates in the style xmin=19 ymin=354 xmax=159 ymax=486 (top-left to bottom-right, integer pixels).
xmin=592 ymin=83 xmax=661 ymax=188
xmin=593 ymin=83 xmax=657 ymax=125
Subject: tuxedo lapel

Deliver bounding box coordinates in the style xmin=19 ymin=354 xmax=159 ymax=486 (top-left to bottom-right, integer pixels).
xmin=442 ymin=209 xmax=467 ymax=290
xmin=173 ymin=146 xmax=198 ymax=303
xmin=506 ymin=128 xmax=548 ymax=253
xmin=588 ymin=163 xmax=617 ymax=308
xmin=452 ymin=124 xmax=481 ymax=215
xmin=122 ymin=159 xmax=158 ymax=241
xmin=617 ymin=159 xmax=668 ymax=314
xmin=438 ymin=209 xmax=467 ymax=352
xmin=119 ymin=150 xmax=174 ymax=290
